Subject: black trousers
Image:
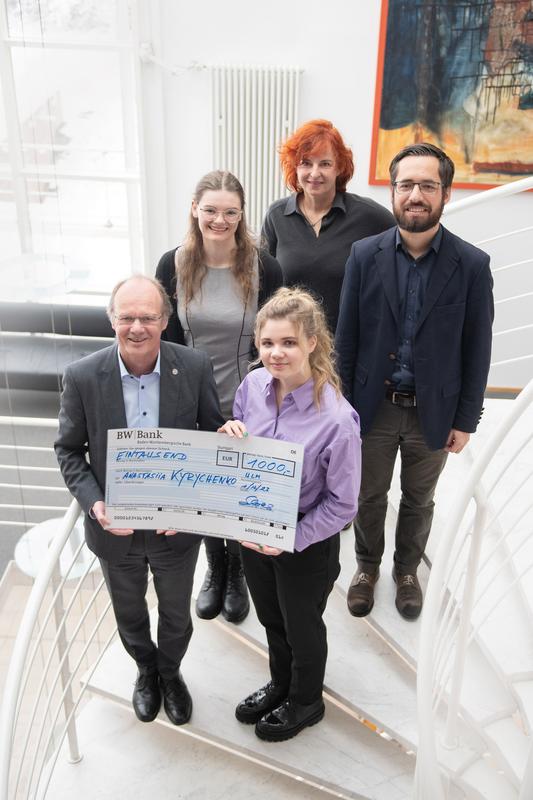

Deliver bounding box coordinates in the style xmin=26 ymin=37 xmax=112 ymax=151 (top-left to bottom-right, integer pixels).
xmin=204 ymin=536 xmax=240 ymax=555
xmin=99 ymin=530 xmax=200 ymax=680
xmin=355 ymin=399 xmax=448 ymax=574
xmin=241 ymin=534 xmax=340 ymax=705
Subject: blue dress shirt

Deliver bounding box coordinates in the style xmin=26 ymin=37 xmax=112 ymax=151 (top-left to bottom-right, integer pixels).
xmin=118 ymin=351 xmax=161 ymax=428
xmin=392 ymin=226 xmax=442 ymax=390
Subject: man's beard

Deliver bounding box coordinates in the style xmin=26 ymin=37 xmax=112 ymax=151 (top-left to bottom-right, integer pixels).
xmin=393 ymin=198 xmax=445 ymax=233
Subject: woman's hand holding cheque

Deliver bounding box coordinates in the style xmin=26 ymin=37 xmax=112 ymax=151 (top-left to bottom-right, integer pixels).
xmin=217 ymin=421 xmax=283 ymax=556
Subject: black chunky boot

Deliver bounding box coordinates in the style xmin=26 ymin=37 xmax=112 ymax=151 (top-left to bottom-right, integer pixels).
xmin=222 ymin=552 xmax=250 ymax=623
xmin=195 ymin=550 xmax=226 ymax=619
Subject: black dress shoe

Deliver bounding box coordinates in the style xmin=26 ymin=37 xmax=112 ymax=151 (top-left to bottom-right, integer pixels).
xmin=196 ymin=551 xmax=226 ymax=619
xmin=132 ymin=669 xmax=161 ymax=722
xmin=222 ymin=552 xmax=250 ymax=623
xmin=161 ymin=672 xmax=192 ymax=725
xmin=347 ymin=568 xmax=380 ymax=617
xmin=235 ymin=681 xmax=288 ymax=724
xmin=392 ymin=568 xmax=423 ymax=620
xmin=255 ymin=698 xmax=325 ymax=742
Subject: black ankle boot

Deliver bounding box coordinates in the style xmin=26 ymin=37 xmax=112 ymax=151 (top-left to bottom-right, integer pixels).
xmin=222 ymin=552 xmax=250 ymax=623
xmin=195 ymin=550 xmax=226 ymax=619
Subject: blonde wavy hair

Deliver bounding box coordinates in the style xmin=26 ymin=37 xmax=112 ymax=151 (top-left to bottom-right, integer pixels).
xmin=178 ymin=170 xmax=257 ymax=307
xmin=254 ymin=287 xmax=342 ymax=408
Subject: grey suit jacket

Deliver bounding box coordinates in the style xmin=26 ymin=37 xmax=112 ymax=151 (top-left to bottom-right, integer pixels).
xmin=55 ymin=340 xmax=223 ymax=562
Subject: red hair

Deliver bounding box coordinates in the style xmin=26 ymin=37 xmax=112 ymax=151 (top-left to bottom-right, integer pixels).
xmin=279 ymin=119 xmax=354 ymax=193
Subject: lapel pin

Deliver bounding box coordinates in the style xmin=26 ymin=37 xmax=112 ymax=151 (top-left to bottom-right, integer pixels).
xmin=172 ymin=368 xmax=178 ymax=375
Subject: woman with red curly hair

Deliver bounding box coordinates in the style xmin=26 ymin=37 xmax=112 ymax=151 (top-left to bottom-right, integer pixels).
xmin=262 ymin=119 xmax=394 ymax=331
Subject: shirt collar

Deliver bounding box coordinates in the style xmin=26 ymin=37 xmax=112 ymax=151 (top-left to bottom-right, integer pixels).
xmin=118 ymin=350 xmax=161 ymax=379
xmin=395 ymin=224 xmax=443 ymax=254
xmin=284 ymin=191 xmax=346 ymax=217
xmin=262 ymin=371 xmax=315 ymax=411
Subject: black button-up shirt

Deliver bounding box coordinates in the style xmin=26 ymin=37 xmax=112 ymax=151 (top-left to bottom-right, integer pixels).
xmin=262 ymin=191 xmax=395 ymax=331
xmin=392 ymin=226 xmax=442 ymax=390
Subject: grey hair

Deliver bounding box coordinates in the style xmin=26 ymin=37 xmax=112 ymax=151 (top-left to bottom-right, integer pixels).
xmin=107 ymin=274 xmax=173 ymax=322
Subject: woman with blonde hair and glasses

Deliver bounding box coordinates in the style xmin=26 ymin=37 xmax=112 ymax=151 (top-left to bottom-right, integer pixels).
xmin=156 ymin=170 xmax=282 ymax=625
xmin=219 ymin=287 xmax=361 ymax=741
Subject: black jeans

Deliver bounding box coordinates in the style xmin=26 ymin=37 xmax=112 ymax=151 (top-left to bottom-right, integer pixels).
xmin=100 ymin=530 xmax=200 ymax=680
xmin=241 ymin=534 xmax=340 ymax=705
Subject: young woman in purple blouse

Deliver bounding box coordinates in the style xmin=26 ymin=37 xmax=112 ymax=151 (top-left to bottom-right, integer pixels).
xmin=219 ymin=287 xmax=361 ymax=741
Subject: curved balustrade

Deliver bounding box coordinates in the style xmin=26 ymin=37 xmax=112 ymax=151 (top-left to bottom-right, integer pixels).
xmin=444 ymin=175 xmax=533 ymax=216
xmin=0 ymin=500 xmax=119 ymax=800
xmin=415 ymin=378 xmax=533 ymax=797
xmin=445 ymin=177 xmax=533 ymax=391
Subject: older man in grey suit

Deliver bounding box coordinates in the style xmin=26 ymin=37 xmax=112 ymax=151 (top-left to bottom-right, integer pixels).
xmin=55 ymin=275 xmax=223 ymax=726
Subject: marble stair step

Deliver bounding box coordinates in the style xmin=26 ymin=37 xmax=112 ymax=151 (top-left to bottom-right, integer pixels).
xmin=335 ymin=509 xmax=422 ymax=669
xmin=84 ymin=610 xmax=415 ymax=800
xmin=196 ymin=529 xmax=524 ymax=786
xmin=217 ymin=587 xmax=503 ymax=796
xmin=456 ymin=756 xmax=518 ymax=800
xmin=335 ymin=515 xmax=528 ymax=787
xmin=46 ymin=698 xmax=345 ymax=800
xmin=482 ymin=716 xmax=530 ymax=791
xmin=195 ymin=540 xmax=423 ymax=751
xmin=217 ymin=586 xmax=419 ymax=750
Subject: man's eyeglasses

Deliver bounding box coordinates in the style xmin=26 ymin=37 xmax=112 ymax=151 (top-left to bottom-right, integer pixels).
xmin=392 ymin=180 xmax=442 ymax=195
xmin=114 ymin=314 xmax=163 ymax=326
xmin=198 ymin=206 xmax=242 ymax=223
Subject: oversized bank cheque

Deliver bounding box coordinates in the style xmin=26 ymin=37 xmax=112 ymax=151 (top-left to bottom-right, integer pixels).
xmin=105 ymin=428 xmax=304 ymax=551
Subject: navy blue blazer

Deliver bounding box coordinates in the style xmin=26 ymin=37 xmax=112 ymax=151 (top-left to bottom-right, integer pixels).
xmin=335 ymin=225 xmax=494 ymax=451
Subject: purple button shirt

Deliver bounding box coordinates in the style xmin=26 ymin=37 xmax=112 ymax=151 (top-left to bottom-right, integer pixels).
xmin=233 ymin=368 xmax=361 ymax=552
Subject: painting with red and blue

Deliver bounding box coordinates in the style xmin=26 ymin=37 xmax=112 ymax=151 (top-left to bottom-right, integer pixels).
xmin=370 ymin=0 xmax=533 ymax=188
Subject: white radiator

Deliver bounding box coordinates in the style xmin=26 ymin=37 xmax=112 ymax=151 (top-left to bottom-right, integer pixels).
xmin=210 ymin=65 xmax=301 ymax=233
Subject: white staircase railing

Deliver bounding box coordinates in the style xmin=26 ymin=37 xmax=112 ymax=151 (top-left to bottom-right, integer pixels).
xmin=0 ymin=499 xmax=119 ymax=800
xmin=444 ymin=175 xmax=533 ymax=216
xmin=415 ymin=377 xmax=533 ymax=798
xmin=446 ymin=174 xmax=533 ymax=386
xmin=0 ymin=416 xmax=68 ymax=532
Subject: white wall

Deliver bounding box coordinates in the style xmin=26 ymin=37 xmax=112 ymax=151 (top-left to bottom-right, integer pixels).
xmin=144 ymin=0 xmax=532 ymax=389
xmin=154 ymin=0 xmax=389 ymax=241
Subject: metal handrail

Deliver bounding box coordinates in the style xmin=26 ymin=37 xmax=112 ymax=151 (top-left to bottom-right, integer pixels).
xmin=415 ymin=377 xmax=533 ymax=797
xmin=0 ymin=417 xmax=57 ymax=428
xmin=0 ymin=416 xmax=63 ymax=528
xmin=444 ymin=175 xmax=533 ymax=216
xmin=0 ymin=500 xmax=81 ymax=799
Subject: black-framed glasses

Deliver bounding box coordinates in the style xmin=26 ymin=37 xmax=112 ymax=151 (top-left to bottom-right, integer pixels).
xmin=114 ymin=314 xmax=163 ymax=326
xmin=392 ymin=180 xmax=442 ymax=195
xmin=198 ymin=206 xmax=242 ymax=223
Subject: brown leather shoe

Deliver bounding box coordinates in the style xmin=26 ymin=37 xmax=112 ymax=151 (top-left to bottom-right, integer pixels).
xmin=347 ymin=568 xmax=379 ymax=617
xmin=393 ymin=568 xmax=423 ymax=620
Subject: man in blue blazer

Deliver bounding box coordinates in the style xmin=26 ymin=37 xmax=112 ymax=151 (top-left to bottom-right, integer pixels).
xmin=335 ymin=143 xmax=494 ymax=620
xmin=55 ymin=275 xmax=223 ymax=725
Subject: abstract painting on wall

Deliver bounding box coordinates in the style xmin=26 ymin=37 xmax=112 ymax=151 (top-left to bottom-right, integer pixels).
xmin=369 ymin=0 xmax=533 ymax=188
